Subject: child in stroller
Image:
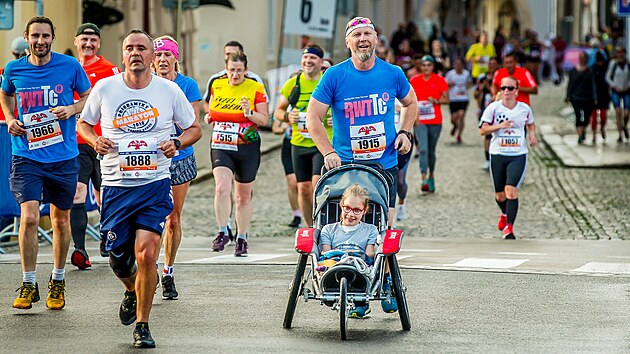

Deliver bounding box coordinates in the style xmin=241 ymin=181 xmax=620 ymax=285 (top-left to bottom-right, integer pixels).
xmin=319 ymin=184 xmax=395 ymax=318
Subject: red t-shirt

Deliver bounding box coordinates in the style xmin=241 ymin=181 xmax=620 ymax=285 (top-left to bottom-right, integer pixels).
xmin=493 ymin=66 xmax=537 ymax=106
xmin=409 ymin=73 xmax=449 ymax=125
xmin=75 ymin=56 xmax=120 ymax=144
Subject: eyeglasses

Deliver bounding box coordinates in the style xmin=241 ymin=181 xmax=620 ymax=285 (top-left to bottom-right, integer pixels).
xmin=341 ymin=204 xmax=364 ymax=215
xmin=500 ymin=86 xmax=517 ymax=91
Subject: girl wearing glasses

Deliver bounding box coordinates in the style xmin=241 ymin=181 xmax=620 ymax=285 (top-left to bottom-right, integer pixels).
xmin=479 ymin=76 xmax=537 ymax=239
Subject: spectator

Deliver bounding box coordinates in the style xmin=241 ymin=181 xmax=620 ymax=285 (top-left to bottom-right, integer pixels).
xmin=430 ymin=39 xmax=450 ymax=74
xmin=566 ymin=51 xmax=597 ymax=144
xmin=591 ymin=51 xmax=611 ymax=144
xmin=605 ymin=46 xmax=630 ymax=143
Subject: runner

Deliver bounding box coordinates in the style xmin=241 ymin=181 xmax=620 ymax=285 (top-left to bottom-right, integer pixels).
xmin=409 ymin=55 xmax=449 ymax=193
xmin=271 ymin=113 xmax=301 ymax=227
xmin=465 ymin=31 xmax=496 ymax=83
xmin=205 ymin=52 xmax=268 ymax=256
xmin=306 ymin=16 xmax=418 ymax=227
xmin=273 ymin=44 xmax=332 ymax=227
xmin=445 ymin=57 xmax=472 ymax=144
xmin=78 ymin=30 xmax=202 ymax=348
xmin=492 ymin=51 xmax=538 ymax=105
xmin=70 ymin=23 xmax=120 ymax=270
xmin=479 ymin=76 xmax=537 ymax=239
xmin=474 ymin=56 xmax=499 ymax=170
xmin=394 ymin=99 xmax=413 ymax=222
xmin=151 ymin=35 xmax=201 ymax=300
xmin=1 ymin=16 xmax=91 ymax=311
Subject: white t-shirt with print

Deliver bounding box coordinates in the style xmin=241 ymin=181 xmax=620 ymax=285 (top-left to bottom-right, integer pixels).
xmin=480 ymin=100 xmax=534 ymax=156
xmin=81 ymin=73 xmax=196 ymax=187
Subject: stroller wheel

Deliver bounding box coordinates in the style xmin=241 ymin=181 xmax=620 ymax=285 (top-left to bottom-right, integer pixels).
xmin=339 ymin=276 xmax=348 ymax=340
xmin=387 ymin=254 xmax=411 ymax=331
xmin=283 ymin=254 xmax=308 ymax=329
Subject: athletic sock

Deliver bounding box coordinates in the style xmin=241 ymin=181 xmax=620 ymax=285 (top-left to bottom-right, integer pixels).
xmin=163 ymin=265 xmax=174 ymax=277
xmin=51 ymin=268 xmax=65 ymax=281
xmin=506 ymin=198 xmax=519 ymax=225
xmin=219 ymin=225 xmax=228 ymax=234
xmin=495 ymin=199 xmax=507 ymax=214
xmin=70 ymin=203 xmax=87 ymax=250
xmin=293 ymin=209 xmax=302 ymax=217
xmin=23 ymin=271 xmax=36 ymax=284
xmin=237 ymin=233 xmax=247 ymax=240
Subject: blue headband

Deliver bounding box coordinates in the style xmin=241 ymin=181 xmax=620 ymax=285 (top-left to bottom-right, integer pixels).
xmin=302 ymin=47 xmax=324 ymax=58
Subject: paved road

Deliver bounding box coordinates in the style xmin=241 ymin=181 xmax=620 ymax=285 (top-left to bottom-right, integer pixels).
xmin=0 ymin=263 xmax=628 ymax=353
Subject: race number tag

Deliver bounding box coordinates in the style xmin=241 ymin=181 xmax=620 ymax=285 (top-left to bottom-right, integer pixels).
xmin=418 ymin=101 xmax=435 ymax=121
xmin=350 ymin=122 xmax=386 ymax=160
xmin=23 ymin=110 xmax=63 ymax=150
xmin=479 ymin=55 xmax=489 ymax=69
xmin=297 ymin=112 xmax=311 ymax=139
xmin=118 ymin=138 xmax=158 ymax=179
xmin=211 ymin=122 xmax=239 ymax=151
xmin=498 ymin=130 xmax=522 ymax=153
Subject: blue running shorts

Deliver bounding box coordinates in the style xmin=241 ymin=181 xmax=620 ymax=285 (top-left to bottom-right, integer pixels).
xmin=100 ymin=178 xmax=173 ymax=251
xmin=10 ymin=156 xmax=79 ymax=210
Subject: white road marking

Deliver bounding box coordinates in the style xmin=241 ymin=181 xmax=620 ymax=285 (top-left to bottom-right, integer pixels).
xmin=400 ymin=249 xmax=444 ymax=253
xmin=184 ymin=254 xmax=290 ymax=263
xmin=489 ymin=252 xmax=547 ymax=256
xmin=571 ymin=262 xmax=630 ymax=274
xmin=445 ymin=258 xmax=529 ymax=269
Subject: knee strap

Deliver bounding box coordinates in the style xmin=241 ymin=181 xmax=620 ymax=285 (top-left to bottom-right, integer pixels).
xmin=109 ymin=247 xmax=137 ymax=279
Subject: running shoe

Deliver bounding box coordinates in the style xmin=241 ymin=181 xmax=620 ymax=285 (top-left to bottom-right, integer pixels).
xmin=349 ymin=304 xmax=371 ymax=318
xmin=482 ymin=160 xmax=490 ymax=170
xmin=13 ymin=282 xmax=40 ymax=309
xmin=427 ymin=178 xmax=435 ymax=193
xmin=46 ymin=278 xmax=65 ymax=310
xmin=133 ymin=324 xmax=156 ymax=348
xmin=502 ymin=224 xmax=516 ymax=240
xmin=421 ymin=180 xmax=429 ymax=192
xmin=288 ymin=216 xmax=301 ymax=228
xmin=456 ymin=135 xmax=462 ymax=144
xmin=119 ymin=290 xmax=137 ymax=325
xmin=71 ymin=249 xmax=92 ymax=270
xmin=396 ymin=204 xmax=407 ymax=221
xmin=99 ymin=239 xmax=109 ymax=257
xmin=234 ymin=238 xmax=249 ymax=257
xmin=211 ymin=231 xmax=230 ymax=252
xmin=497 ymin=213 xmax=508 ymax=231
xmin=161 ymin=276 xmax=178 ymax=300
xmin=381 ymin=275 xmax=398 ymax=313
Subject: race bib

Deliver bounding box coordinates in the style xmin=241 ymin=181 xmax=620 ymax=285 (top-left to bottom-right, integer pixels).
xmin=497 ymin=129 xmax=523 ymax=153
xmin=118 ymin=138 xmax=158 ymax=179
xmin=211 ymin=121 xmax=240 ymax=151
xmin=418 ymin=101 xmax=435 ymax=121
xmin=350 ymin=122 xmax=386 ymax=160
xmin=23 ymin=110 xmax=64 ymax=150
xmin=479 ymin=55 xmax=489 ymax=69
xmin=297 ymin=112 xmax=311 ymax=139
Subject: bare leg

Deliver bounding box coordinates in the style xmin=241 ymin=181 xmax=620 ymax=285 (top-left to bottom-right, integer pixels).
xmin=18 ymin=201 xmax=40 ymax=273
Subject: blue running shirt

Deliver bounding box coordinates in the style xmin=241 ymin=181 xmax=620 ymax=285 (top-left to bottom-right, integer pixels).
xmin=311 ymin=58 xmax=410 ymax=169
xmin=1 ymin=52 xmax=91 ymax=162
xmin=172 ymin=73 xmax=201 ymax=161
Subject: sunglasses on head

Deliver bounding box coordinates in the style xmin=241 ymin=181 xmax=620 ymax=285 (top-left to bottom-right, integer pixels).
xmin=500 ymin=86 xmax=517 ymax=91
xmin=348 ymin=18 xmax=372 ymax=28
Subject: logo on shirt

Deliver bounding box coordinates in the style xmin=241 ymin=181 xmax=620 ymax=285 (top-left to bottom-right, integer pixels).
xmin=343 ymin=92 xmax=389 ymax=124
xmin=496 ymin=113 xmax=508 ymax=124
xmin=18 ymin=85 xmax=61 ymax=111
xmin=113 ymin=100 xmax=159 ymax=132
xmin=127 ymin=139 xmax=149 ymax=150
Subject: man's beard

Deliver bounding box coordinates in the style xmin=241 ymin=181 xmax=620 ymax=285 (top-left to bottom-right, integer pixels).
xmin=354 ymin=46 xmax=374 ymax=62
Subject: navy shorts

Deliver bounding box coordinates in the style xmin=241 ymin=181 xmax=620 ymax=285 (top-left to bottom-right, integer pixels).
xmin=170 ymin=154 xmax=197 ymax=185
xmin=10 ymin=155 xmax=79 ymax=210
xmin=100 ymin=178 xmax=173 ymax=251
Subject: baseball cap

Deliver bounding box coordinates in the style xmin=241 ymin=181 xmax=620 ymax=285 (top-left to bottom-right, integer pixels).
xmin=11 ymin=37 xmax=29 ymax=55
xmin=75 ymin=23 xmax=100 ymax=37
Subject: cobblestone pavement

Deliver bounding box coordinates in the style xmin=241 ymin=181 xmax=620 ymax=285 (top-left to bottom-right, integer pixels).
xmin=182 ymin=82 xmax=629 ymax=242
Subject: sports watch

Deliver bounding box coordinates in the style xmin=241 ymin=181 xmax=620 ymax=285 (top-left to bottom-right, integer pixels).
xmin=172 ymin=138 xmax=181 ymax=150
xmin=397 ymin=130 xmax=413 ymax=141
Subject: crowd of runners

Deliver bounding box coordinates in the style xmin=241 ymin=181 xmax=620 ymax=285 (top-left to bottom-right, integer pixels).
xmin=1 ymin=13 xmax=624 ymax=349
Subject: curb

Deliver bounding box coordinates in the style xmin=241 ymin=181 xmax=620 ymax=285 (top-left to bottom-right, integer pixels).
xmin=190 ymin=141 xmax=284 ymax=185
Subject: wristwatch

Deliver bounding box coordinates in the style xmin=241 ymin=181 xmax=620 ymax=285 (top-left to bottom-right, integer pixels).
xmin=397 ymin=130 xmax=413 ymax=141
xmin=172 ymin=138 xmax=181 ymax=150
xmin=245 ymin=109 xmax=254 ymax=118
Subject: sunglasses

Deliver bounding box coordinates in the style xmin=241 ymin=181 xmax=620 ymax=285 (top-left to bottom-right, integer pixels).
xmin=500 ymin=86 xmax=517 ymax=91
xmin=341 ymin=204 xmax=364 ymax=215
xmin=347 ymin=17 xmax=372 ymax=28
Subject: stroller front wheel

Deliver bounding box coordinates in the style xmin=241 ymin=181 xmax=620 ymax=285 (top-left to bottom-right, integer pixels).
xmin=339 ymin=276 xmax=348 ymax=340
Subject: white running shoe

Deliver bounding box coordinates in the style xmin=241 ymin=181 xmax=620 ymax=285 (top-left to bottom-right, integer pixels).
xmin=482 ymin=160 xmax=490 ymax=170
xmin=396 ymin=204 xmax=407 ymax=221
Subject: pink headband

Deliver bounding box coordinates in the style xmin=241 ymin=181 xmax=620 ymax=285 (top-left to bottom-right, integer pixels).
xmin=153 ymin=38 xmax=179 ymax=60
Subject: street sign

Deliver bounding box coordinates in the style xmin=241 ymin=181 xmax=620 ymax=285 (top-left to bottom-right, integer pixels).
xmin=0 ymin=0 xmax=14 ymax=30
xmin=283 ymin=0 xmax=337 ymax=39
xmin=618 ymin=0 xmax=630 ymax=16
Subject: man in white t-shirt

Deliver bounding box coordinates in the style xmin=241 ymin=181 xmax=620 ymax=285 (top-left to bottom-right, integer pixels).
xmin=77 ymin=30 xmax=201 ymax=349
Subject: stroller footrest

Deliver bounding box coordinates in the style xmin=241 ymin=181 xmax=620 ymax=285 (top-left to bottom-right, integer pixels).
xmin=295 ymin=228 xmax=319 ymax=254
xmin=382 ymin=229 xmax=404 ymax=255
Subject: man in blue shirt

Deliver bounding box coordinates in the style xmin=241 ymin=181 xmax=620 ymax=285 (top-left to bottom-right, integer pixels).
xmin=306 ymin=16 xmax=418 ymax=221
xmin=0 ymin=16 xmax=91 ymax=311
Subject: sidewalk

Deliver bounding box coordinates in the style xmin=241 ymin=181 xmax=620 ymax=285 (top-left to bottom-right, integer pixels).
xmin=534 ymin=84 xmax=630 ymax=168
